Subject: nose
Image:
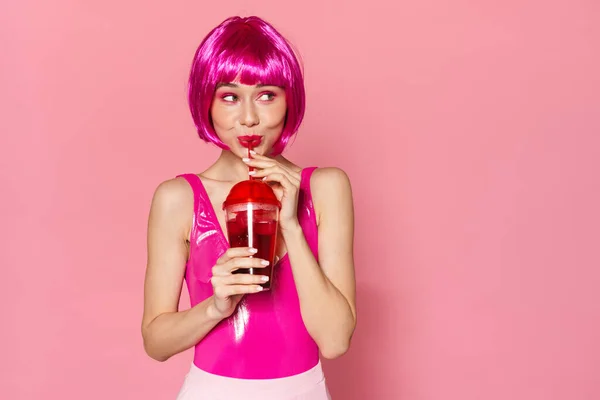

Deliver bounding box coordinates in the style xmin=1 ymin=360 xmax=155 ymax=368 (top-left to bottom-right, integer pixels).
xmin=239 ymin=101 xmax=259 ymax=127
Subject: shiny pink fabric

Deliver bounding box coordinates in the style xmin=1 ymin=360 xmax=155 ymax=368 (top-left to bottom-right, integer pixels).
xmin=176 ymin=167 xmax=320 ymax=379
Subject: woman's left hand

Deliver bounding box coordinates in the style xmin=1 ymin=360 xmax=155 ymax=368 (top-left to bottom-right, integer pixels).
xmin=243 ymin=152 xmax=301 ymax=231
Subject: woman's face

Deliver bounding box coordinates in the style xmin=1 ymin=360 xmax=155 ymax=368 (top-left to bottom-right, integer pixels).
xmin=210 ymin=82 xmax=287 ymax=157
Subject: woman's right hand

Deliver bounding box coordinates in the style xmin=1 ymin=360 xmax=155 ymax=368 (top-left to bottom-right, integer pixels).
xmin=208 ymin=247 xmax=269 ymax=320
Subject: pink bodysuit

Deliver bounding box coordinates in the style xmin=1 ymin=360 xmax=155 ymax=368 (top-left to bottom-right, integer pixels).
xmin=176 ymin=167 xmax=320 ymax=380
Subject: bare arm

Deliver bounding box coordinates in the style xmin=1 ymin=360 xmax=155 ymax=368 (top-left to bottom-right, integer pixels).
xmin=246 ymin=153 xmax=358 ymax=359
xmin=281 ymin=168 xmax=357 ymax=359
xmin=141 ymin=178 xmax=268 ymax=362
xmin=141 ymin=179 xmax=221 ymax=361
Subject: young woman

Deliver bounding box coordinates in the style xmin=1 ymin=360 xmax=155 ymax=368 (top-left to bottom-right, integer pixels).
xmin=141 ymin=16 xmax=356 ymax=399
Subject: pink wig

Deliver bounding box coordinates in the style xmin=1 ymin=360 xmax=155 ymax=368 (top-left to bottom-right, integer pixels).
xmin=188 ymin=16 xmax=305 ymax=155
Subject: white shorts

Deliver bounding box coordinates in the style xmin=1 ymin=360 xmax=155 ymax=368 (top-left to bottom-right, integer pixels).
xmin=176 ymin=361 xmax=331 ymax=400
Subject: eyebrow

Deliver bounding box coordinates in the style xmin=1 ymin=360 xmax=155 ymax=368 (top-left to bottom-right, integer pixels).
xmin=216 ymin=83 xmax=280 ymax=89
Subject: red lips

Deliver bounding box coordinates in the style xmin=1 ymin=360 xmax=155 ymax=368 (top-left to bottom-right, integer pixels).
xmin=237 ymin=135 xmax=262 ymax=148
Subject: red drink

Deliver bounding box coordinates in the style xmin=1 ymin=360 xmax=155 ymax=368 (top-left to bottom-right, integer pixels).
xmin=225 ymin=205 xmax=279 ymax=290
xmin=222 ymin=156 xmax=281 ymax=291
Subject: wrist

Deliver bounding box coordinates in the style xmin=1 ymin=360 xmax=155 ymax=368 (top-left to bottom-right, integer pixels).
xmin=280 ymin=219 xmax=302 ymax=239
xmin=203 ymin=297 xmax=226 ymax=322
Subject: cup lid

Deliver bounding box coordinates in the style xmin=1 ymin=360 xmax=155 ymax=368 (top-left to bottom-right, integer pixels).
xmin=222 ymin=179 xmax=281 ymax=209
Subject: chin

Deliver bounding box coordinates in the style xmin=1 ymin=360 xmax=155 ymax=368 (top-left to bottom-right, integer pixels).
xmin=259 ymin=146 xmax=276 ymax=157
xmin=259 ymin=138 xmax=280 ymax=155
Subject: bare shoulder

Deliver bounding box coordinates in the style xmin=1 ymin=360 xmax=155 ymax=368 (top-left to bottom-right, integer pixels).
xmin=310 ymin=167 xmax=354 ymax=222
xmin=151 ymin=177 xmax=194 ymax=212
xmin=148 ymin=177 xmax=194 ymax=237
xmin=311 ymin=167 xmax=352 ymax=195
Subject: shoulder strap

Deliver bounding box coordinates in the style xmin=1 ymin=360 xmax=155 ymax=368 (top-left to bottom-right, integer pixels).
xmin=176 ymin=174 xmax=202 ymax=217
xmin=300 ymin=167 xmax=318 ymax=193
xmin=298 ymin=167 xmax=319 ymax=256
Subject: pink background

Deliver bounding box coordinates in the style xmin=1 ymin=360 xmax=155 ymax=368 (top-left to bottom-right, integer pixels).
xmin=2 ymin=1 xmax=599 ymax=399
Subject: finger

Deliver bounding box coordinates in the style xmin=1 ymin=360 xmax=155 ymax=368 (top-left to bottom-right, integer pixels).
xmin=261 ymin=160 xmax=300 ymax=181
xmin=251 ymin=166 xmax=300 ymax=187
xmin=229 ymin=257 xmax=270 ymax=272
xmin=216 ymin=247 xmax=257 ymax=264
xmin=248 ymin=150 xmax=269 ymax=159
xmin=248 ymin=151 xmax=282 ymax=162
xmin=270 ymin=163 xmax=301 ymax=186
xmin=211 ymin=273 xmax=268 ymax=288
xmin=214 ymin=284 xmax=264 ymax=298
xmin=262 ymin=173 xmax=296 ymax=194
xmin=213 ymin=257 xmax=270 ymax=276
xmin=248 ymin=165 xmax=281 ymax=178
xmin=242 ymin=157 xmax=275 ymax=169
xmin=223 ymin=273 xmax=270 ymax=286
xmin=243 ymin=154 xmax=301 ymax=182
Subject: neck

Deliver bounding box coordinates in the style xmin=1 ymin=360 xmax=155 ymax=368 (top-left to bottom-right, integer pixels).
xmin=209 ymin=150 xmax=251 ymax=182
xmin=203 ymin=149 xmax=292 ymax=183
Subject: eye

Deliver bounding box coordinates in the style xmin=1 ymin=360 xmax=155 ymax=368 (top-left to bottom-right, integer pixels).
xmin=221 ymin=94 xmax=237 ymax=102
xmin=258 ymin=92 xmax=276 ymax=101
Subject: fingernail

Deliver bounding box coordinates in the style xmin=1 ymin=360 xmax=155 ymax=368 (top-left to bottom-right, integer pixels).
xmin=255 ymin=286 xmax=263 ymax=291
xmin=261 ymin=276 xmax=269 ymax=282
xmin=261 ymin=260 xmax=269 ymax=266
xmin=249 ymin=248 xmax=258 ymax=254
xmin=242 ymin=158 xmax=250 ymax=163
xmin=262 ymin=177 xmax=267 ymax=181
xmin=250 ymin=150 xmax=257 ymax=155
xmin=248 ymin=170 xmax=256 ymax=175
